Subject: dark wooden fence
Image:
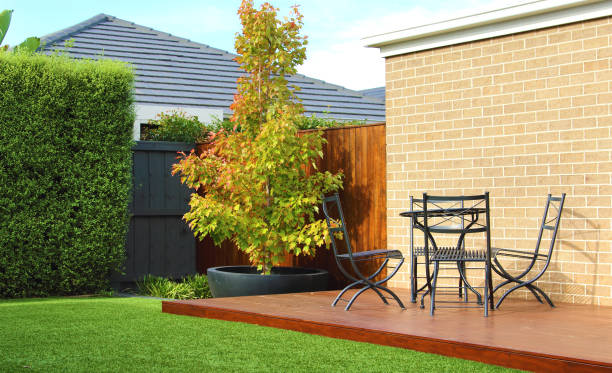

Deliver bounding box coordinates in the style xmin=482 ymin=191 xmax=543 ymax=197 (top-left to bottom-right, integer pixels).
xmin=112 ymin=141 xmax=197 ymax=288
xmin=196 ymin=123 xmax=387 ymax=288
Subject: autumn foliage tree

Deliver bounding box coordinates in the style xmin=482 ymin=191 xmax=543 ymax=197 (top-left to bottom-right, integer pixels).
xmin=173 ymin=0 xmax=343 ymax=274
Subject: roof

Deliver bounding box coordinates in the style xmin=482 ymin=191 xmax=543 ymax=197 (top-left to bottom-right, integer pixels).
xmin=41 ymin=14 xmax=385 ymax=123
xmin=359 ymin=87 xmax=385 ymax=101
xmin=363 ymin=0 xmax=612 ymax=57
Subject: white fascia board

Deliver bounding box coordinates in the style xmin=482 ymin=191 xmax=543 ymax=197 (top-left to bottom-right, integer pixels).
xmin=363 ymin=0 xmax=612 ymax=57
xmin=132 ymin=104 xmax=224 ymax=140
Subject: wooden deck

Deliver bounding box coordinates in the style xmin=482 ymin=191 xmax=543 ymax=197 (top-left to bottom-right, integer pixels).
xmin=162 ymin=288 xmax=612 ymax=372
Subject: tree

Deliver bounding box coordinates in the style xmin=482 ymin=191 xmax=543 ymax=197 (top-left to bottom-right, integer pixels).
xmin=173 ymin=0 xmax=343 ymax=274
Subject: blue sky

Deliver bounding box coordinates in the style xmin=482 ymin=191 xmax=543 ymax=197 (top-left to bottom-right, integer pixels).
xmin=2 ymin=0 xmax=499 ymax=90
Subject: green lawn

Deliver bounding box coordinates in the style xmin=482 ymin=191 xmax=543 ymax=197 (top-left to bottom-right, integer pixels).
xmin=0 ymin=297 xmax=520 ymax=372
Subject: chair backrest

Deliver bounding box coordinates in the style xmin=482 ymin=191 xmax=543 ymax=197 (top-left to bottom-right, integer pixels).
xmin=421 ymin=193 xmax=491 ymax=256
xmin=410 ymin=195 xmax=467 ymax=251
xmin=321 ymin=193 xmax=353 ymax=258
xmin=533 ymin=194 xmax=566 ymax=263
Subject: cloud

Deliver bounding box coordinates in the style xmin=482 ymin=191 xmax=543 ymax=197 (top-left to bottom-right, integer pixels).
xmin=298 ymin=41 xmax=384 ymax=91
xmin=296 ymin=0 xmax=510 ymax=90
xmin=298 ymin=6 xmax=436 ymax=90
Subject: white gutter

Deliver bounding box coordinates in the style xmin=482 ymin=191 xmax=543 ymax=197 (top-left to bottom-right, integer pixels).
xmin=363 ymin=0 xmax=612 ymax=57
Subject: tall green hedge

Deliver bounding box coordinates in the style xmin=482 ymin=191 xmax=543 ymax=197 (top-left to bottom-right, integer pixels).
xmin=0 ymin=52 xmax=135 ymax=297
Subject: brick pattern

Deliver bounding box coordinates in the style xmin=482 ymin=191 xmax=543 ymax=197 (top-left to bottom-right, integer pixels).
xmin=385 ymin=16 xmax=612 ymax=306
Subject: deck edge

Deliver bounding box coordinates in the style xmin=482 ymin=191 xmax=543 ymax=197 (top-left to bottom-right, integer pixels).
xmin=162 ymin=300 xmax=612 ymax=372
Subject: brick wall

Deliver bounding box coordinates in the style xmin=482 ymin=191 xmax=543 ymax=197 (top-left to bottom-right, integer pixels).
xmin=385 ymin=16 xmax=612 ymax=306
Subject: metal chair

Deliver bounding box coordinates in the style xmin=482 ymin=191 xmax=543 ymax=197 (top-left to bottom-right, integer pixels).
xmin=421 ymin=193 xmax=494 ymax=316
xmin=409 ymin=196 xmax=469 ymax=304
xmin=321 ymin=193 xmax=405 ymax=311
xmin=492 ymin=194 xmax=566 ymax=309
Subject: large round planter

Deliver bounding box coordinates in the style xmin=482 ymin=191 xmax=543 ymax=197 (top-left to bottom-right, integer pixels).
xmin=207 ymin=266 xmax=328 ymax=298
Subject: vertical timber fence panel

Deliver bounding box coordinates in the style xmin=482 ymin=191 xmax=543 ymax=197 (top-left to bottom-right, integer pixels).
xmin=196 ymin=123 xmax=388 ymax=289
xmin=112 ymin=141 xmax=196 ymax=288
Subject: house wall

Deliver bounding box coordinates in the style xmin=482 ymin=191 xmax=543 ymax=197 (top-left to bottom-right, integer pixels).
xmin=385 ymin=16 xmax=612 ymax=306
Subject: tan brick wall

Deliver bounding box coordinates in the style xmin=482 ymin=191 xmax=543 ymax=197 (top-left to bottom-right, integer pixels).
xmin=385 ymin=16 xmax=612 ymax=306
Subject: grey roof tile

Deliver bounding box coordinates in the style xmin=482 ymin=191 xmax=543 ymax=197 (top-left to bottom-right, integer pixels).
xmin=41 ymin=14 xmax=385 ymax=123
xmin=359 ymin=87 xmax=385 ymax=101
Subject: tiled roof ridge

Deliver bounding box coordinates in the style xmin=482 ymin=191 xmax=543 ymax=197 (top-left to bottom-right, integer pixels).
xmin=109 ymin=15 xmax=240 ymax=62
xmin=39 ymin=13 xmax=385 ymax=122
xmin=117 ymin=16 xmax=380 ymax=105
xmin=41 ymin=13 xmax=110 ymax=47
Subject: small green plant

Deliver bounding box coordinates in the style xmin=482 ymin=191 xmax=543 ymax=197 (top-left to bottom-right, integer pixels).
xmin=183 ymin=274 xmax=212 ymax=299
xmin=142 ymin=110 xmax=212 ymax=143
xmin=136 ymin=274 xmax=211 ymax=299
xmin=96 ymin=289 xmax=115 ymax=297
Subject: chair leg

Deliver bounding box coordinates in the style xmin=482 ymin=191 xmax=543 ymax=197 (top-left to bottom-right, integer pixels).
xmin=332 ymin=280 xmax=362 ymax=307
xmin=410 ymin=255 xmax=417 ymax=303
xmin=337 ymin=258 xmax=406 ymax=310
xmin=487 ymin=262 xmax=495 ymax=311
xmin=345 ymin=285 xmax=372 ymax=311
xmin=525 ymin=284 xmax=545 ymax=304
xmin=461 ymin=262 xmax=469 ymax=303
xmin=369 ymin=285 xmax=390 ymax=305
xmin=372 ymin=258 xmax=406 ymax=309
xmin=430 ymin=261 xmax=439 ymax=316
xmin=457 ymin=261 xmax=483 ymax=305
xmin=529 ymin=284 xmax=555 ymax=307
xmin=484 ymin=262 xmax=490 ymax=317
xmin=374 ymin=285 xmax=406 ymax=309
xmin=492 ymin=258 xmax=544 ymax=304
xmin=495 ymin=279 xmax=554 ymax=309
xmin=458 ymin=262 xmax=463 ymax=299
xmin=492 ymin=259 xmax=548 ymax=307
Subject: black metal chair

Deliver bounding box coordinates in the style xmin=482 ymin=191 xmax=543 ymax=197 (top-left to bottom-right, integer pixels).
xmin=420 ymin=193 xmax=494 ymax=316
xmin=321 ymin=193 xmax=405 ymax=311
xmin=492 ymin=194 xmax=566 ymax=309
xmin=409 ymin=196 xmax=469 ymax=304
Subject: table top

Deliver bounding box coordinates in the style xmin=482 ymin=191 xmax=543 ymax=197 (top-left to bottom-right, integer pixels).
xmin=399 ymin=207 xmax=487 ymax=218
xmin=400 ymin=207 xmax=488 ymax=234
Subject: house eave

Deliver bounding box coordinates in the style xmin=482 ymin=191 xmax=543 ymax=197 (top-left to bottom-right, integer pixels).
xmin=362 ymin=0 xmax=612 ymax=57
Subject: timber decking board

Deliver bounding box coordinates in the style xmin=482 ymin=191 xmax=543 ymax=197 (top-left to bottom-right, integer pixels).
xmin=162 ymin=288 xmax=612 ymax=372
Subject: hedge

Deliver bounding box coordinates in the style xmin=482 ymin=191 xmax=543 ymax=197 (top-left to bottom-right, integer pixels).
xmin=0 ymin=52 xmax=135 ymax=297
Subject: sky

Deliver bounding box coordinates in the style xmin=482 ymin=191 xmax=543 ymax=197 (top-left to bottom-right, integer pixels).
xmin=2 ymin=0 xmax=504 ymax=91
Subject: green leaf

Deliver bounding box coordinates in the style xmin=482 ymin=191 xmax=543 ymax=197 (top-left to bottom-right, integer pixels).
xmin=15 ymin=36 xmax=39 ymax=52
xmin=0 ymin=9 xmax=13 ymax=45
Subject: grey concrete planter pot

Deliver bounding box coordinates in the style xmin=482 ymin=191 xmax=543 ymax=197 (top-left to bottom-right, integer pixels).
xmin=207 ymin=265 xmax=328 ymax=298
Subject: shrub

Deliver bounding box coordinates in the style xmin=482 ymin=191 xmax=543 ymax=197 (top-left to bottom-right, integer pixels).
xmin=295 ymin=115 xmax=366 ymax=130
xmin=0 ymin=51 xmax=134 ymax=297
xmin=183 ymin=274 xmax=212 ymax=299
xmin=208 ymin=116 xmax=237 ymax=133
xmin=136 ymin=274 xmax=211 ymax=299
xmin=210 ymin=115 xmax=366 ymax=132
xmin=142 ymin=110 xmax=211 ymax=143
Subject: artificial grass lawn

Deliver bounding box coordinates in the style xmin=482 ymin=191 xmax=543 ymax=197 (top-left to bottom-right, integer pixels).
xmin=0 ymin=297 xmax=520 ymax=372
